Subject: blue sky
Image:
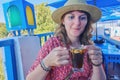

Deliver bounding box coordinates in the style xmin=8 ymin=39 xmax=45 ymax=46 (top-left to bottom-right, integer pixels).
xmin=0 ymin=0 xmax=57 ymax=23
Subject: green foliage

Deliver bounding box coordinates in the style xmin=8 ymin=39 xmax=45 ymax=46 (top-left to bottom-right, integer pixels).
xmin=34 ymin=3 xmax=56 ymax=34
xmin=0 ymin=23 xmax=9 ymax=38
xmin=0 ymin=57 xmax=5 ymax=80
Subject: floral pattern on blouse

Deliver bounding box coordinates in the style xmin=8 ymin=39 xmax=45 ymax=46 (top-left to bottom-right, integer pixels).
xmin=28 ymin=37 xmax=93 ymax=80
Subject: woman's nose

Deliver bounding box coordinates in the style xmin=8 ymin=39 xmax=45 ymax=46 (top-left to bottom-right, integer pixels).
xmin=74 ymin=17 xmax=81 ymax=25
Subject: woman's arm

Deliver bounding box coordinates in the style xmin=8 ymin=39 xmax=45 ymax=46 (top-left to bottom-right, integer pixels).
xmin=26 ymin=37 xmax=70 ymax=80
xmin=91 ymin=65 xmax=106 ymax=80
xmin=86 ymin=45 xmax=106 ymax=80
xmin=26 ymin=37 xmax=54 ymax=80
xmin=26 ymin=59 xmax=50 ymax=80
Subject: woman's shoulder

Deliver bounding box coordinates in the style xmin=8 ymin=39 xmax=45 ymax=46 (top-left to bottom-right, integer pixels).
xmin=47 ymin=36 xmax=61 ymax=42
xmin=42 ymin=36 xmax=61 ymax=47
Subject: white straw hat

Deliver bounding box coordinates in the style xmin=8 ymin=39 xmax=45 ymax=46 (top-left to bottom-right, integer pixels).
xmin=52 ymin=0 xmax=101 ymax=24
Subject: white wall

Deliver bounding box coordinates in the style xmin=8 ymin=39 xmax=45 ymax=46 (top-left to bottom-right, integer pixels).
xmin=13 ymin=36 xmax=40 ymax=80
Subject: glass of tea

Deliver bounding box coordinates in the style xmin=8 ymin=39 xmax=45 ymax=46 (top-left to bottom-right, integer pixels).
xmin=64 ymin=46 xmax=87 ymax=79
xmin=70 ymin=46 xmax=86 ymax=72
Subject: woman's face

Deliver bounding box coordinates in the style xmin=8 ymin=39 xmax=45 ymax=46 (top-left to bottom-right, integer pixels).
xmin=62 ymin=11 xmax=88 ymax=39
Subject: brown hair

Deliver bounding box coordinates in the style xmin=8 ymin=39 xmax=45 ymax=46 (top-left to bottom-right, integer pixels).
xmin=54 ymin=11 xmax=93 ymax=45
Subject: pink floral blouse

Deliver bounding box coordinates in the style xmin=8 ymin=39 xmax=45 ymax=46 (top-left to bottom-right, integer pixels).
xmin=28 ymin=37 xmax=93 ymax=80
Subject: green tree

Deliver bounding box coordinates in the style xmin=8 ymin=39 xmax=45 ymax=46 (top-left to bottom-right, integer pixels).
xmin=34 ymin=3 xmax=56 ymax=34
xmin=0 ymin=57 xmax=5 ymax=80
xmin=0 ymin=23 xmax=8 ymax=38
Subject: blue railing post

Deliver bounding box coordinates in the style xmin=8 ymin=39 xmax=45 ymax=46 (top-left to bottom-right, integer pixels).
xmin=0 ymin=39 xmax=18 ymax=80
xmin=35 ymin=32 xmax=54 ymax=46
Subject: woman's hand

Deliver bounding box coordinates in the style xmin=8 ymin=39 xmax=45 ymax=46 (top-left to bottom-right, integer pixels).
xmin=86 ymin=45 xmax=103 ymax=66
xmin=43 ymin=46 xmax=70 ymax=67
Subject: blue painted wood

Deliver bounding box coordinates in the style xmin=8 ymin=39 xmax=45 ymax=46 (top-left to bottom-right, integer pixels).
xmin=4 ymin=46 xmax=14 ymax=80
xmin=0 ymin=39 xmax=18 ymax=80
xmin=9 ymin=41 xmax=18 ymax=80
xmin=3 ymin=0 xmax=36 ymax=32
xmin=35 ymin=32 xmax=54 ymax=46
xmin=36 ymin=32 xmax=54 ymax=38
xmin=0 ymin=39 xmax=13 ymax=47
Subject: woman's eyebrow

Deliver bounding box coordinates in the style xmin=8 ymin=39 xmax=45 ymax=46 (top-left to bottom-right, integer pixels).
xmin=68 ymin=13 xmax=87 ymax=17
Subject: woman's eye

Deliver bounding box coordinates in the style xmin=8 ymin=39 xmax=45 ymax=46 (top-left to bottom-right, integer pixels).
xmin=68 ymin=15 xmax=74 ymax=19
xmin=79 ymin=16 xmax=87 ymax=20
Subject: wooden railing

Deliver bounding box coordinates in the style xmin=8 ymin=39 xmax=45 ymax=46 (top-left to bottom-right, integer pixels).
xmin=35 ymin=32 xmax=54 ymax=46
xmin=0 ymin=39 xmax=18 ymax=80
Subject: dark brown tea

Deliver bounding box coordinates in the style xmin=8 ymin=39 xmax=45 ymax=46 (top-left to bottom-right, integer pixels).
xmin=70 ymin=49 xmax=86 ymax=69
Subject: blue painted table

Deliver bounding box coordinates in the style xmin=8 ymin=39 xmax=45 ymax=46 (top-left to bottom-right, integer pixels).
xmin=96 ymin=42 xmax=120 ymax=79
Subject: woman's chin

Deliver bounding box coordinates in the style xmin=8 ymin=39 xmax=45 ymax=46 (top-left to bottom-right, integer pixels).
xmin=72 ymin=34 xmax=80 ymax=37
xmin=73 ymin=32 xmax=81 ymax=36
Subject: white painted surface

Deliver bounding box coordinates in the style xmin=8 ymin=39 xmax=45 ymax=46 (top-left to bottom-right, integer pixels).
xmin=13 ymin=36 xmax=40 ymax=80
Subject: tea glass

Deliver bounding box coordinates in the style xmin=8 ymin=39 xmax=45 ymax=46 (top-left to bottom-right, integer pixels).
xmin=70 ymin=46 xmax=86 ymax=72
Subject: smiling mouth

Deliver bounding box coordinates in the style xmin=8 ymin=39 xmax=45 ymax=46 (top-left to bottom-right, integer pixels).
xmin=73 ymin=28 xmax=81 ymax=31
xmin=75 ymin=29 xmax=80 ymax=30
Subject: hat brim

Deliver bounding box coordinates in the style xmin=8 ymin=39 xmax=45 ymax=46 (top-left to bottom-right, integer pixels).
xmin=52 ymin=4 xmax=101 ymax=24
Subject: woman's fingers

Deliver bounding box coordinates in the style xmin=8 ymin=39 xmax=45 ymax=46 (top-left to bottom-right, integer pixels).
xmin=86 ymin=45 xmax=103 ymax=66
xmin=58 ymin=60 xmax=70 ymax=66
xmin=85 ymin=45 xmax=101 ymax=50
xmin=58 ymin=55 xmax=70 ymax=61
xmin=53 ymin=47 xmax=69 ymax=56
xmin=88 ymin=50 xmax=102 ymax=57
xmin=47 ymin=46 xmax=70 ymax=67
xmin=57 ymin=49 xmax=70 ymax=66
xmin=91 ymin=58 xmax=103 ymax=66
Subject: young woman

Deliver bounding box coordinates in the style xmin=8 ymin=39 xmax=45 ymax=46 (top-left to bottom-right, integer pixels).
xmin=26 ymin=0 xmax=106 ymax=80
